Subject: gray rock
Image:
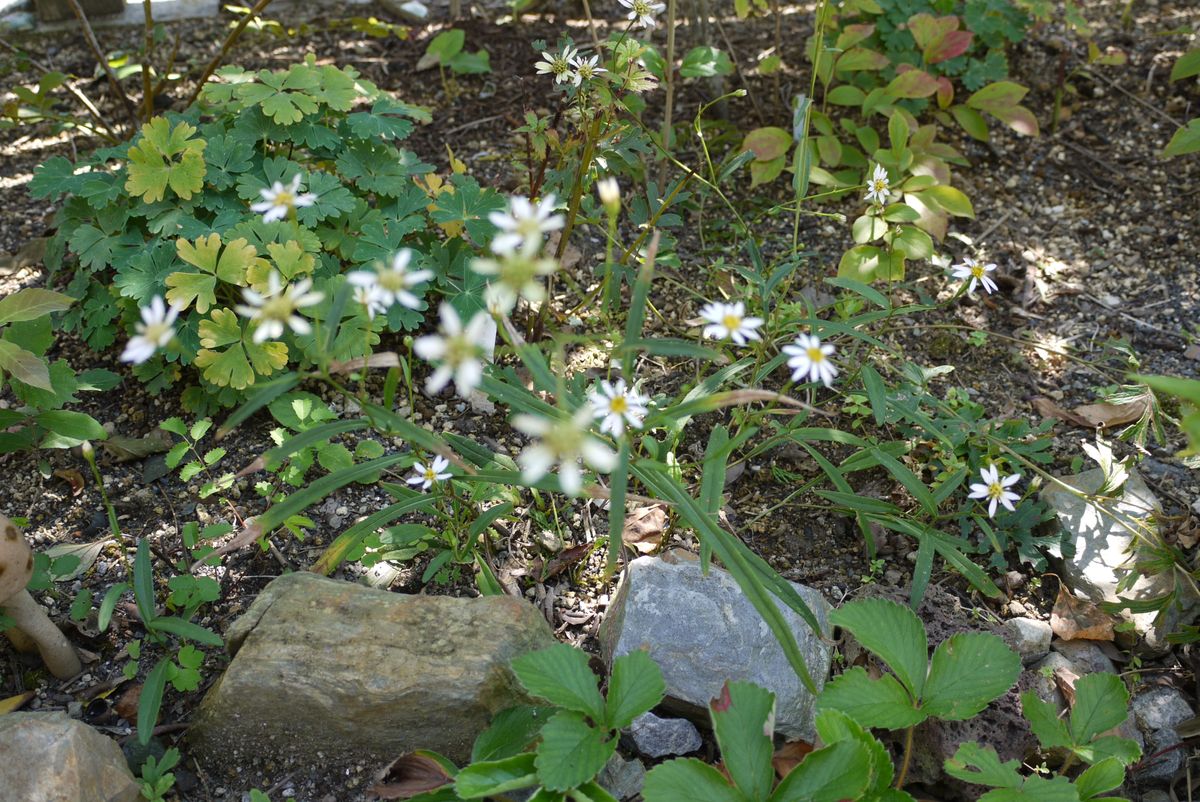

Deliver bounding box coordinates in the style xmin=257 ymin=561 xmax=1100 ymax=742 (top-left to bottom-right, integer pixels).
xmin=1142 ymin=791 xmax=1171 ymax=802
xmin=377 ymin=0 xmax=429 ymax=21
xmin=600 ymin=551 xmax=832 ymax=741
xmin=629 ymin=712 xmax=702 ymax=758
xmin=0 ymin=712 xmax=139 ymax=802
xmin=1043 ymin=469 xmax=1198 ymax=652
xmin=1000 ymin=618 xmax=1052 ymax=665
xmin=1051 ymin=640 xmax=1116 ymax=675
xmin=1131 ymin=686 xmax=1193 ymax=785
xmin=189 ymin=572 xmax=557 ymax=766
xmin=598 ymin=753 xmax=646 ymax=800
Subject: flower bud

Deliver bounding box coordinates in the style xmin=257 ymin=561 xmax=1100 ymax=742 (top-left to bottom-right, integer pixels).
xmin=596 ymin=177 xmax=620 ymax=216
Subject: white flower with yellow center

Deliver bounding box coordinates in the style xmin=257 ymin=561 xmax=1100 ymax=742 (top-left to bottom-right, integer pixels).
xmin=348 ymin=249 xmax=434 ymax=311
xmin=471 ymin=251 xmax=559 ymax=314
xmin=120 ymin=295 xmax=181 ymax=364
xmin=782 ymin=333 xmax=838 ymax=387
xmin=354 ymin=282 xmax=389 ymax=321
xmin=412 ymin=303 xmax=492 ymax=397
xmin=968 ymin=465 xmax=1021 ymax=518
xmin=950 ymin=256 xmax=998 ymax=295
xmin=513 ymin=409 xmax=618 ymax=496
xmin=618 ymin=0 xmax=666 ymax=28
xmin=235 ymin=271 xmax=324 ymax=343
xmin=864 ymin=163 xmax=891 ymax=205
xmin=590 ymin=379 xmax=650 ymax=437
xmin=488 ymin=194 xmax=564 ymax=256
xmin=700 ymin=301 xmax=763 ymax=345
xmin=569 ymin=54 xmax=607 ymax=87
xmin=534 ymin=44 xmax=578 ymax=84
xmin=407 ymin=455 xmax=452 ymax=491
xmin=251 ymin=175 xmax=317 ymax=223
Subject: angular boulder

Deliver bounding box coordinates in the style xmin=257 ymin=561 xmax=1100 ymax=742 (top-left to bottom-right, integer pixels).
xmin=600 ymin=551 xmax=832 ymax=740
xmin=0 ymin=712 xmax=139 ymax=802
xmin=189 ymin=572 xmax=557 ymax=765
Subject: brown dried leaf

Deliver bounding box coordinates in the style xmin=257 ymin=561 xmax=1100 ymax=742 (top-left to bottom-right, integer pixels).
xmin=114 ymin=684 xmax=141 ymax=726
xmin=0 ymin=691 xmax=34 ymax=715
xmin=1072 ymin=397 xmax=1148 ymax=429
xmin=329 ymin=352 xmax=402 ymax=375
xmin=53 ymin=468 xmax=85 ymax=496
xmin=773 ymin=740 xmax=815 ymax=778
xmin=623 ymin=505 xmax=668 ymax=554
xmin=1032 ymin=397 xmax=1094 ymax=429
xmin=367 ymin=753 xmax=454 ymax=800
xmin=539 ymin=543 xmax=590 ymax=580
xmin=1054 ymin=665 xmax=1080 ymax=707
xmin=1051 ymin=584 xmax=1115 ymax=642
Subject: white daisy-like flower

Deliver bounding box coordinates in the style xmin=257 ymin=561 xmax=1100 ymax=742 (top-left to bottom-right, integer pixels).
xmin=470 ymin=251 xmax=559 ymax=314
xmin=512 ymin=409 xmax=618 ymax=496
xmin=348 ymin=249 xmax=434 ymax=312
xmin=120 ymin=295 xmax=181 ymax=364
xmin=699 ymin=301 xmax=763 ymax=345
xmin=235 ymin=271 xmax=325 ymax=343
xmin=568 ymin=54 xmax=607 ymax=87
xmin=617 ymin=0 xmax=666 ymax=28
xmin=589 ymin=379 xmax=650 ymax=437
xmin=354 ymin=282 xmax=389 ymax=321
xmin=782 ymin=333 xmax=838 ymax=388
xmin=597 ymin=177 xmax=620 ymax=213
xmin=488 ymin=194 xmax=564 ymax=256
xmin=412 ymin=303 xmax=493 ymax=397
xmin=407 ymin=455 xmax=452 ymax=491
xmin=968 ymin=465 xmax=1021 ymax=518
xmin=534 ymin=43 xmax=578 ymax=84
xmin=864 ymin=163 xmax=891 ymax=205
xmin=950 ymin=256 xmax=998 ymax=295
xmin=250 ymin=175 xmax=317 ymax=223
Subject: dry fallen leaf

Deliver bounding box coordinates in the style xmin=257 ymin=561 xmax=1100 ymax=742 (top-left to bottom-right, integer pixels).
xmin=0 ymin=691 xmax=34 ymax=715
xmin=1072 ymin=397 xmax=1148 ymax=429
xmin=1051 ymin=584 xmax=1115 ymax=642
xmin=53 ymin=468 xmax=85 ymax=496
xmin=773 ymin=740 xmax=815 ymax=778
xmin=623 ymin=504 xmax=668 ymax=554
xmin=1054 ymin=665 xmax=1081 ymax=707
xmin=1032 ymin=397 xmax=1094 ymax=429
xmin=367 ymin=753 xmax=454 ymax=800
xmin=114 ymin=683 xmax=142 ymax=726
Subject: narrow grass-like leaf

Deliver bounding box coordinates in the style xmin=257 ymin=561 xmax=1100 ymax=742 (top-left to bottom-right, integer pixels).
xmin=147 ymin=616 xmax=223 ymax=647
xmin=138 ymin=656 xmax=170 ymax=745
xmin=309 ymin=495 xmax=437 ymax=575
xmin=255 ymin=454 xmax=409 ymax=533
xmin=98 ymin=582 xmax=129 ymax=632
xmin=133 ymin=539 xmax=156 ymax=626
xmin=860 ymin=364 xmax=888 ymax=426
xmin=217 ymin=372 xmax=300 ymax=439
xmin=824 ymin=276 xmax=890 ymax=309
xmin=870 ymin=447 xmax=937 ymax=515
xmin=607 ymin=440 xmax=629 ymax=574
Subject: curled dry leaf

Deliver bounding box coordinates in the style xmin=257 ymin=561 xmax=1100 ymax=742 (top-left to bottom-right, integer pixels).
xmin=1051 ymin=583 xmax=1115 ymax=642
xmin=1053 ymin=664 xmax=1080 ymax=707
xmin=329 ymin=352 xmax=402 ymax=375
xmin=1032 ymin=397 xmax=1094 ymax=429
xmin=772 ymin=740 xmax=815 ymax=778
xmin=367 ymin=752 xmax=454 ymax=800
xmin=623 ymin=504 xmax=668 ymax=554
xmin=114 ymin=683 xmax=142 ymax=726
xmin=1072 ymin=397 xmax=1148 ymax=429
xmin=53 ymin=468 xmax=85 ymax=496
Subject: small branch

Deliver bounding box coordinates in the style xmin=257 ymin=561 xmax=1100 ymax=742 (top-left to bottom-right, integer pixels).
xmin=65 ymin=0 xmax=139 ymax=129
xmin=657 ymin=0 xmax=677 ymax=187
xmin=0 ymin=35 xmax=115 ymax=140
xmin=141 ymin=0 xmax=154 ymax=122
xmin=184 ymin=0 xmax=275 ymax=109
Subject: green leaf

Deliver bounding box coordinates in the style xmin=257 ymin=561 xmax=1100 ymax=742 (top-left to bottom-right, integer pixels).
xmin=861 ymin=364 xmax=888 ymax=426
xmin=534 ymin=710 xmax=616 ymax=792
xmin=0 ymin=288 xmax=73 ymax=325
xmin=511 ymin=644 xmax=605 ymax=722
xmin=167 ymin=233 xmax=260 ymax=312
xmin=454 ymin=753 xmax=538 ymax=798
xmin=1069 ymin=673 xmax=1129 ymax=745
xmin=1171 ymin=49 xmax=1200 ymax=81
xmin=147 ymin=616 xmax=224 ymax=647
xmin=944 ymin=741 xmax=1024 ymax=788
xmin=919 ymin=185 xmax=975 ymax=218
xmin=643 ymin=759 xmax=742 ymax=802
xmin=317 ymin=442 xmax=354 ymax=473
xmin=1020 ymin=690 xmax=1070 ymax=750
xmin=710 ymin=681 xmax=775 ymax=799
xmin=195 ymin=308 xmax=288 ymax=389
xmin=869 ymin=447 xmax=938 ymax=515
xmin=134 ymin=538 xmax=157 ymax=626
xmin=921 ymin=632 xmax=1020 ymax=720
xmin=680 ymin=46 xmax=734 ymax=78
xmin=35 ymin=410 xmax=106 ymax=443
xmin=1077 ymin=735 xmax=1141 ymax=766
xmin=138 ymin=656 xmax=171 ymax=745
xmin=1074 ymin=758 xmax=1125 ymax=800
xmin=813 ymin=709 xmax=894 ymax=792
xmin=604 ymin=649 xmax=666 ymax=730
xmin=951 ymin=104 xmax=990 ymax=141
xmin=0 ymin=340 xmax=51 ymax=390
xmin=742 ymin=127 xmax=792 ymax=161
xmin=422 ymin=29 xmax=466 ymax=67
xmin=817 ymin=668 xmax=924 ymax=729
xmin=471 ymin=706 xmax=547 ymax=763
xmin=447 ymin=50 xmax=491 ymax=74
xmin=125 ymin=117 xmax=207 ymax=203
xmin=114 ymin=242 xmax=179 ymax=304
xmin=98 ymin=583 xmax=128 ymax=631
xmin=769 ymin=740 xmax=871 ymax=802
xmin=29 ymin=156 xmax=83 ymax=200
xmin=1162 ymin=118 xmax=1200 ymax=159
xmin=430 ymin=174 xmax=507 ymax=244
xmin=830 ymin=598 xmax=928 ymax=697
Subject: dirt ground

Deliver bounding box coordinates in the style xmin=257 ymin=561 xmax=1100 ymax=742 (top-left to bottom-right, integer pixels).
xmin=0 ymin=0 xmax=1198 ymax=799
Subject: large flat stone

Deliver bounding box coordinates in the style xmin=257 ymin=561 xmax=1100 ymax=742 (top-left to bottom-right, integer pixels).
xmin=0 ymin=712 xmax=139 ymax=802
xmin=599 ymin=551 xmax=832 ymax=741
xmin=189 ymin=572 xmax=557 ymax=766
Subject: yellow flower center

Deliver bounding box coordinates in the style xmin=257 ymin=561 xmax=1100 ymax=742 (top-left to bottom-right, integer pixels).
xmin=987 ymin=482 xmax=1004 ymax=500
xmin=872 ymin=179 xmax=888 ymax=193
xmin=971 ymin=265 xmax=986 ymax=279
xmin=807 ymin=347 xmax=824 ymax=362
xmin=260 ymin=296 xmax=295 ymax=321
xmin=722 ymin=314 xmax=742 ymax=331
xmin=379 ymin=270 xmax=407 ymax=292
xmin=424 ymin=468 xmax=438 ymax=481
xmin=274 ymin=190 xmax=295 ymax=208
xmin=633 ymin=0 xmax=652 ymax=14
xmin=142 ymin=321 xmax=172 ymax=343
xmin=609 ymin=396 xmax=628 ymax=414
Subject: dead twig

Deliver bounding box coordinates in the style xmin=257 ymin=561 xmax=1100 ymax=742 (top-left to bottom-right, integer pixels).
xmin=64 ymin=0 xmax=139 ymax=129
xmin=0 ymin=35 xmax=115 ymax=140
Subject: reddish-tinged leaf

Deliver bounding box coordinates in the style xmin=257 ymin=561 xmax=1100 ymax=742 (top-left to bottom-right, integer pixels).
xmin=887 ymin=69 xmax=940 ymax=99
xmin=367 ymin=753 xmax=454 ymax=799
xmin=935 ymin=76 xmax=954 ymax=108
xmin=773 ymin=740 xmax=815 ymax=777
xmin=742 ymin=127 xmax=792 ymax=162
xmin=967 ymin=81 xmax=1030 ymax=112
xmin=711 ymin=681 xmax=733 ymax=713
xmin=53 ymin=468 xmax=85 ymax=496
xmin=837 ymin=47 xmax=890 ymax=72
xmin=987 ymin=103 xmax=1040 ymax=137
xmin=835 ymin=23 xmax=876 ymax=50
xmin=926 ymin=30 xmax=973 ymax=64
xmin=1051 ymin=584 xmax=1115 ymax=642
xmin=907 ymin=13 xmax=958 ymax=50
